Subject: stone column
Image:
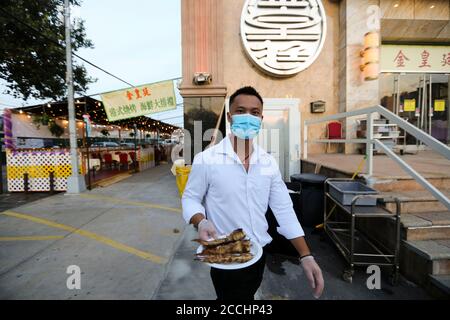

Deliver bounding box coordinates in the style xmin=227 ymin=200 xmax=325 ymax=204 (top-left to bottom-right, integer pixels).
xmin=448 ymin=76 xmax=450 ymax=144
xmin=339 ymin=0 xmax=381 ymax=154
xmin=180 ymin=0 xmax=226 ymax=97
xmin=180 ymin=0 xmax=227 ymax=162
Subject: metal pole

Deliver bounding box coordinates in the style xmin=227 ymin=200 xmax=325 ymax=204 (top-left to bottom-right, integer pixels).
xmin=65 ymin=0 xmax=85 ymax=193
xmin=84 ymin=98 xmax=91 ymax=190
xmin=49 ymin=171 xmax=55 ymax=194
xmin=133 ymin=124 xmax=138 ymax=173
xmin=394 ymin=76 xmax=399 ymax=115
xmin=366 ymin=113 xmax=373 ymax=176
xmin=429 ymin=75 xmax=432 ymax=136
xmin=417 ymin=76 xmax=423 ymax=151
xmin=24 ymin=173 xmax=29 ymax=193
xmin=421 ymin=75 xmax=426 ymax=131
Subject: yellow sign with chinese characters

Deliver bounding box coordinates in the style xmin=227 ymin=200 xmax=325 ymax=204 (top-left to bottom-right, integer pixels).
xmin=101 ymin=80 xmax=176 ymax=121
xmin=434 ymin=100 xmax=446 ymax=112
xmin=404 ymin=99 xmax=416 ymax=112
xmin=381 ymin=45 xmax=450 ymax=73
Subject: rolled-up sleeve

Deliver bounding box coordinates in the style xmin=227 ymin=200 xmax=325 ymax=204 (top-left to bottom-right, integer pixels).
xmin=268 ymin=161 xmax=305 ymax=240
xmin=181 ymin=153 xmax=208 ymax=224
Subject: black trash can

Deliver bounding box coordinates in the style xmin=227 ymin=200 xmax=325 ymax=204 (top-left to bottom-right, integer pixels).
xmin=265 ymin=183 xmax=301 ymax=257
xmin=291 ymin=173 xmax=327 ymax=228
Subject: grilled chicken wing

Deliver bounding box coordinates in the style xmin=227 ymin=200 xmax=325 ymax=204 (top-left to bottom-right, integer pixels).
xmin=193 ymin=228 xmax=246 ymax=247
xmin=196 ymin=253 xmax=254 ymax=264
xmin=198 ymin=240 xmax=251 ymax=255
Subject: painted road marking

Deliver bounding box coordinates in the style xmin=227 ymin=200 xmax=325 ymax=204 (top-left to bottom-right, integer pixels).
xmin=1 ymin=211 xmax=167 ymax=264
xmin=78 ymin=193 xmax=182 ymax=213
xmin=0 ymin=235 xmax=65 ymax=241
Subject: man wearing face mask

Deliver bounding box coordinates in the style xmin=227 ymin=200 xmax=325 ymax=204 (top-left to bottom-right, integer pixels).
xmin=182 ymin=86 xmax=324 ymax=300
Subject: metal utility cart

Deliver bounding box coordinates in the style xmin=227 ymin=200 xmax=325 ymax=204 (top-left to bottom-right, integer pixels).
xmin=324 ymin=178 xmax=401 ymax=285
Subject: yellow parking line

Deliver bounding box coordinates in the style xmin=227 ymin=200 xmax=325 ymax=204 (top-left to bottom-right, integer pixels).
xmin=1 ymin=211 xmax=167 ymax=264
xmin=0 ymin=236 xmax=65 ymax=241
xmin=79 ymin=193 xmax=182 ymax=213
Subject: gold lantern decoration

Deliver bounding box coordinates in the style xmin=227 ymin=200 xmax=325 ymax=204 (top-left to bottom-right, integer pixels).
xmin=360 ymin=31 xmax=380 ymax=81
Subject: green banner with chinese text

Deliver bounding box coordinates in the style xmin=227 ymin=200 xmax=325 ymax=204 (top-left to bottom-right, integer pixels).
xmin=101 ymin=80 xmax=176 ymax=121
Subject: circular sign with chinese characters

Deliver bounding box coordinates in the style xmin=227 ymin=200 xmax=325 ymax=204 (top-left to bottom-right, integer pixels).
xmin=241 ymin=0 xmax=327 ymax=77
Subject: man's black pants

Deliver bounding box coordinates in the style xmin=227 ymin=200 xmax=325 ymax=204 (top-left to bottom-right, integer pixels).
xmin=210 ymin=250 xmax=266 ymax=300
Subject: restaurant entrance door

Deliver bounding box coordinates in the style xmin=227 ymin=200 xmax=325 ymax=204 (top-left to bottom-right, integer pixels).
xmin=380 ymin=73 xmax=450 ymax=148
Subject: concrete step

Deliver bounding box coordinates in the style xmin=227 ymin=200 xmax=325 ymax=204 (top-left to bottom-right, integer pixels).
xmin=401 ymin=212 xmax=450 ymax=241
xmin=428 ymin=275 xmax=450 ymax=299
xmin=402 ymin=239 xmax=450 ymax=276
xmin=400 ymin=239 xmax=450 ymax=298
xmin=370 ymin=176 xmax=450 ymax=192
xmin=380 ymin=190 xmax=450 ymax=214
xmin=355 ymin=212 xmax=450 ymax=257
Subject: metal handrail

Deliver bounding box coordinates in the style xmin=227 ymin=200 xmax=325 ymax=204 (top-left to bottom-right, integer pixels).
xmin=303 ymin=105 xmax=450 ymax=211
xmin=374 ymin=140 xmax=450 ymax=210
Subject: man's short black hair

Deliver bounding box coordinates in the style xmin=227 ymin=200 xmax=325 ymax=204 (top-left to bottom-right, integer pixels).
xmin=229 ymin=86 xmax=263 ymax=107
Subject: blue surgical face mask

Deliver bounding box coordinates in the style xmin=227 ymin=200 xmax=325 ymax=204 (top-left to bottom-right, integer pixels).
xmin=230 ymin=114 xmax=262 ymax=140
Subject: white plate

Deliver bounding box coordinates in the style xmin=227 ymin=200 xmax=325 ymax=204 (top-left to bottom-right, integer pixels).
xmin=196 ymin=240 xmax=263 ymax=270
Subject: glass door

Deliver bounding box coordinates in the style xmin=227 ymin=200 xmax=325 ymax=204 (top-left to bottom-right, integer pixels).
xmin=429 ymin=74 xmax=449 ymax=145
xmin=380 ymin=73 xmax=450 ymax=147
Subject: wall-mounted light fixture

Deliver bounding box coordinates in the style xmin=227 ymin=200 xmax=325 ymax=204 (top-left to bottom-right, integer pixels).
xmin=193 ymin=72 xmax=212 ymax=85
xmin=360 ymin=31 xmax=380 ymax=81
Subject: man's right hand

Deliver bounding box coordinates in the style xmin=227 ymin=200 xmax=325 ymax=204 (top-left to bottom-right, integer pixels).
xmin=198 ymin=219 xmax=218 ymax=241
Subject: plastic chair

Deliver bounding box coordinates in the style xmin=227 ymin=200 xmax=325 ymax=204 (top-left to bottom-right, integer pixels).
xmin=103 ymin=153 xmax=114 ymax=169
xmin=119 ymin=153 xmax=130 ymax=171
xmin=128 ymin=152 xmax=136 ymax=169
xmin=326 ymin=121 xmax=343 ymax=153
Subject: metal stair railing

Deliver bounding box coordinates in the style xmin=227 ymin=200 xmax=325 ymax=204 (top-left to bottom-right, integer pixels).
xmin=303 ymin=105 xmax=450 ymax=211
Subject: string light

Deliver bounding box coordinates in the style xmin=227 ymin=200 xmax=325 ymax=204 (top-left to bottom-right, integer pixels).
xmin=12 ymin=96 xmax=178 ymax=140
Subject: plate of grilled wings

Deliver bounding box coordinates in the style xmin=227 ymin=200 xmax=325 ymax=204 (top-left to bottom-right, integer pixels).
xmin=193 ymin=228 xmax=262 ymax=270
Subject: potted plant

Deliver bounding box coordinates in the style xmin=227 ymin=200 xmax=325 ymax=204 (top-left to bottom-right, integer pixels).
xmin=41 ymin=113 xmax=50 ymax=126
xmin=31 ymin=113 xmax=50 ymax=129
xmin=48 ymin=121 xmax=64 ymax=138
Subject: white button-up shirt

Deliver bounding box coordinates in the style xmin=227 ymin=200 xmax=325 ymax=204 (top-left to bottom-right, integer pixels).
xmin=182 ymin=136 xmax=304 ymax=247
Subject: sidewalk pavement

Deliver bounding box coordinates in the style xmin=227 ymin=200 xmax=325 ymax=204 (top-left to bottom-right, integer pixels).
xmin=0 ymin=163 xmax=432 ymax=300
xmin=0 ymin=164 xmax=186 ymax=299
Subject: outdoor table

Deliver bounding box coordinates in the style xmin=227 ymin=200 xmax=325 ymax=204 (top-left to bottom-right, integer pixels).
xmin=86 ymin=158 xmax=101 ymax=171
xmin=111 ymin=153 xmax=121 ymax=163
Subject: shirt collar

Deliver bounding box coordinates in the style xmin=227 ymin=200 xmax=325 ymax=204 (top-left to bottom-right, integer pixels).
xmin=216 ymin=135 xmax=267 ymax=163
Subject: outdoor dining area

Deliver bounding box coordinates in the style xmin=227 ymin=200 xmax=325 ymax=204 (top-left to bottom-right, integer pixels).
xmin=3 ymin=96 xmax=177 ymax=192
xmin=86 ymin=149 xmax=136 ymax=172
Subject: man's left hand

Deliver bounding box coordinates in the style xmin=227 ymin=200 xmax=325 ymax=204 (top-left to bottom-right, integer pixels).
xmin=300 ymin=256 xmax=324 ymax=299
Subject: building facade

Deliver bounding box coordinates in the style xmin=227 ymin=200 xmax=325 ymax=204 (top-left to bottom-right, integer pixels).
xmin=180 ymin=0 xmax=450 ymax=179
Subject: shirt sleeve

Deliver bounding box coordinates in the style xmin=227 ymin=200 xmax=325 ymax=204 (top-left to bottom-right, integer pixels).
xmin=181 ymin=153 xmax=208 ymax=224
xmin=268 ymin=159 xmax=305 ymax=240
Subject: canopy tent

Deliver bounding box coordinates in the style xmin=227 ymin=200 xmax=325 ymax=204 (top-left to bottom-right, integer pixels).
xmin=11 ymin=96 xmax=178 ymax=135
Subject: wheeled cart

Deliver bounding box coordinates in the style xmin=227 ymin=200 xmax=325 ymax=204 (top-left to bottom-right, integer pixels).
xmin=324 ymin=179 xmax=401 ymax=285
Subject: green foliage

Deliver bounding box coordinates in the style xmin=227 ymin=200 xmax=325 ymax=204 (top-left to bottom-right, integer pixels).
xmin=32 ymin=113 xmax=50 ymax=129
xmin=48 ymin=120 xmax=64 ymax=137
xmin=100 ymin=129 xmax=109 ymax=137
xmin=0 ymin=0 xmax=95 ymax=100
